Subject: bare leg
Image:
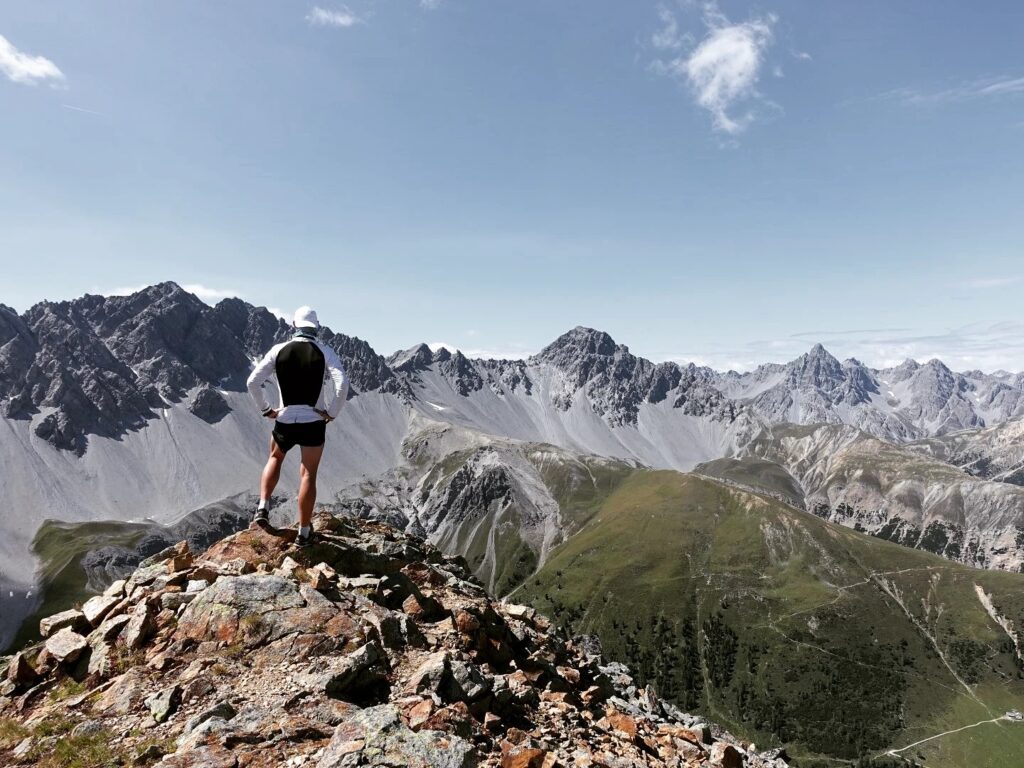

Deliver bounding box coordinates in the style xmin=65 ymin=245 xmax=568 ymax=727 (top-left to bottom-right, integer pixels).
xmin=298 ymin=444 xmax=324 ymax=527
xmin=260 ymin=437 xmax=286 ymax=502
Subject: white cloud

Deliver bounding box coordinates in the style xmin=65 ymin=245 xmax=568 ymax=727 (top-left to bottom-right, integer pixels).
xmin=106 ymin=285 xmax=150 ymax=297
xmin=420 ymin=0 xmax=442 ymax=9
xmin=651 ymin=5 xmax=686 ymax=52
xmin=650 ymin=3 xmax=778 ymax=135
xmin=0 ymin=33 xmax=64 ymax=86
xmin=306 ymin=6 xmax=362 ymax=28
xmin=180 ymin=283 xmax=243 ymax=302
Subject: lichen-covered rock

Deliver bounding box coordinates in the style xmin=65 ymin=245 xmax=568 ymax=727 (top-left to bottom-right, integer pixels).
xmin=318 ymin=704 xmax=477 ymax=768
xmin=147 ymin=683 xmax=182 ymax=723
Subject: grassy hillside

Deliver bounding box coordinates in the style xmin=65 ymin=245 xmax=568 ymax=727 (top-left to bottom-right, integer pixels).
xmin=694 ymin=456 xmax=805 ymax=508
xmin=12 ymin=519 xmax=150 ymax=649
xmin=419 ymin=444 xmax=636 ymax=596
xmin=516 ymin=471 xmax=1024 ymax=767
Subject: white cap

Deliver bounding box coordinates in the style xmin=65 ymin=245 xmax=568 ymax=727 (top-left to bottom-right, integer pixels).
xmin=293 ymin=306 xmax=320 ymax=329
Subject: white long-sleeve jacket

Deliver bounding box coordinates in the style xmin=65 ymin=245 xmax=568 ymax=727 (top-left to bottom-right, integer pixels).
xmin=245 ymin=333 xmax=350 ymax=424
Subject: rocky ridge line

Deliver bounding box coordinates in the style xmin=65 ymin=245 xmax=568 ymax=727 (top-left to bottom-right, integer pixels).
xmin=0 ymin=514 xmax=787 ymax=768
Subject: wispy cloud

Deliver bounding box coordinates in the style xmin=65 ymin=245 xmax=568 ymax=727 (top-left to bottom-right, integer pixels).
xmin=649 ymin=2 xmax=778 ymax=135
xmin=180 ymin=283 xmax=243 ymax=302
xmin=306 ymin=6 xmax=362 ymax=28
xmin=428 ymin=341 xmax=531 ymax=361
xmin=420 ymin=0 xmax=442 ymax=9
xmin=0 ymin=33 xmax=64 ymax=86
xmin=883 ymin=75 xmax=1024 ymax=106
xmin=651 ymin=4 xmax=688 ymax=52
xmin=62 ymin=104 xmax=103 ymax=117
xmin=967 ymin=276 xmax=1021 ymax=289
xmin=106 ymin=285 xmax=150 ymax=297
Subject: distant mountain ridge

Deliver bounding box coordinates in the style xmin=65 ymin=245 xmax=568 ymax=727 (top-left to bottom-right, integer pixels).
xmin=4 ymin=283 xmax=1023 ymax=459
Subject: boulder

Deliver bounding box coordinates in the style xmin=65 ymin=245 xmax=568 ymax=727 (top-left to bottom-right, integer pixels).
xmin=121 ymin=601 xmax=156 ymax=649
xmin=45 ymin=627 xmax=88 ymax=664
xmin=409 ymin=650 xmax=449 ymax=695
xmin=183 ymin=701 xmax=237 ymax=735
xmin=39 ymin=609 xmax=87 ymax=638
xmin=161 ymin=592 xmax=198 ymax=611
xmin=92 ymin=612 xmax=132 ymax=643
xmin=5 ymin=651 xmax=38 ymax=688
xmin=145 ymin=683 xmax=182 ymax=723
xmin=81 ymin=594 xmax=122 ymax=626
xmin=447 ymin=659 xmax=492 ymax=703
xmin=709 ymin=742 xmax=744 ymax=768
xmin=104 ymin=579 xmax=127 ymax=598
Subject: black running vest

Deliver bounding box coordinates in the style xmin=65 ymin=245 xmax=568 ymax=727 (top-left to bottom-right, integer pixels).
xmin=275 ymin=339 xmax=326 ymax=408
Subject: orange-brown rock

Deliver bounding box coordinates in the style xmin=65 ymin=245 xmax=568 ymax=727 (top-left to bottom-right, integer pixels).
xmin=605 ymin=708 xmax=638 ymax=739
xmin=502 ymin=745 xmax=549 ymax=768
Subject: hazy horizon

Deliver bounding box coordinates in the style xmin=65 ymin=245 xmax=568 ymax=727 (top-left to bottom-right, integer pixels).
xmin=3 ymin=281 xmax=1021 ymax=375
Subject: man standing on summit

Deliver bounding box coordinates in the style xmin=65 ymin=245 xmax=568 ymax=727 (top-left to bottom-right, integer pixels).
xmin=246 ymin=306 xmax=349 ymax=547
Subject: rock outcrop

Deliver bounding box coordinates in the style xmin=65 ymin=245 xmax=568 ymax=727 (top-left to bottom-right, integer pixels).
xmin=0 ymin=514 xmax=787 ymax=768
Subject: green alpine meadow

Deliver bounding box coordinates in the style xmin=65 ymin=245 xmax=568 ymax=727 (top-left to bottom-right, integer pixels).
xmin=518 ymin=470 xmax=1024 ymax=767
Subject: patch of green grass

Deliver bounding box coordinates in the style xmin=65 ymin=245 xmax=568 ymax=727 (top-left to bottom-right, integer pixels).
xmin=13 ymin=519 xmax=149 ymax=650
xmin=48 ymin=677 xmax=87 ymax=702
xmin=31 ymin=729 xmax=117 ymax=768
xmin=694 ymin=457 xmax=805 ymax=508
xmin=111 ymin=646 xmax=146 ymax=674
xmin=0 ymin=717 xmax=30 ymax=750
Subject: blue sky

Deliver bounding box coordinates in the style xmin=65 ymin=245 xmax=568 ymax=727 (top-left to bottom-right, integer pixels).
xmin=1 ymin=1 xmax=1023 ymax=371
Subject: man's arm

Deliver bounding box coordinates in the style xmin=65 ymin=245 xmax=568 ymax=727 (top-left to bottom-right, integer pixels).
xmin=321 ymin=343 xmax=350 ymax=420
xmin=246 ymin=345 xmax=280 ymax=416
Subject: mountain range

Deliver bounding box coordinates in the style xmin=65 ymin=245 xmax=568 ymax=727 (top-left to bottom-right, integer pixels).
xmin=5 ymin=283 xmax=1024 ymax=764
xmin=2 ymin=283 xmax=1023 ymax=593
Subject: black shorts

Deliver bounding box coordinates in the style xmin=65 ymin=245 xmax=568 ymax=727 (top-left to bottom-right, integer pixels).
xmin=272 ymin=420 xmax=327 ymax=453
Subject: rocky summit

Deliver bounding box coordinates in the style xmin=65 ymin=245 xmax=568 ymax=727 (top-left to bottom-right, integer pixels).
xmin=0 ymin=514 xmax=786 ymax=768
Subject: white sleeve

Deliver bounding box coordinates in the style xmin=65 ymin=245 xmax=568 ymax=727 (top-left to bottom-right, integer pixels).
xmin=321 ymin=343 xmax=350 ymax=419
xmin=246 ymin=345 xmax=280 ymax=414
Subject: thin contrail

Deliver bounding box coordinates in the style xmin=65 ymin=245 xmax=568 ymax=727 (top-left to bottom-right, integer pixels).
xmin=61 ymin=104 xmax=104 ymax=117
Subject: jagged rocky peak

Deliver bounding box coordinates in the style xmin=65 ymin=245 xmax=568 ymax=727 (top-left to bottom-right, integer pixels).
xmin=533 ymin=326 xmax=619 ymax=367
xmin=885 ymin=358 xmax=921 ymax=383
xmin=387 ymin=343 xmax=436 ymax=373
xmin=0 ymin=283 xmax=409 ymax=452
xmin=0 ymin=513 xmax=787 ymax=768
xmin=211 ymin=297 xmax=289 ymax=360
xmin=436 ymin=349 xmax=484 ymax=396
xmin=793 ymin=343 xmax=842 ymax=377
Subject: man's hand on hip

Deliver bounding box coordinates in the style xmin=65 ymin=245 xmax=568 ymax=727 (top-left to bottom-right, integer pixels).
xmin=316 ymin=409 xmax=333 ymax=423
xmin=264 ymin=408 xmax=279 ymax=419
